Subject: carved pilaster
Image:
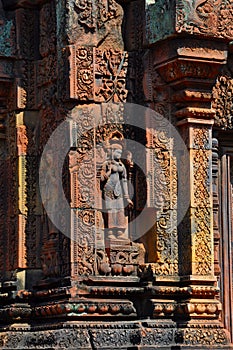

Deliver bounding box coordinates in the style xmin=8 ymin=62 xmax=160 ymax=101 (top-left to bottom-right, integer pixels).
xmin=148 ymin=26 xmax=232 ymax=346
xmin=152 ymin=38 xmax=227 ymax=279
xmin=145 ymin=124 xmax=178 ymax=276
xmin=212 ymin=138 xmax=221 ymax=276
xmin=17 ymin=113 xmax=28 ymax=269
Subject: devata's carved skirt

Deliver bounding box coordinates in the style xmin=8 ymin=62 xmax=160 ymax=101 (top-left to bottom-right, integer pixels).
xmin=103 ymin=208 xmax=126 ymax=229
xmin=102 ymin=190 xmax=126 ymax=229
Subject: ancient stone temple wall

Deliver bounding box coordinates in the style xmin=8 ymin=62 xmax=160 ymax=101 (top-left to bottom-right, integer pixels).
xmin=0 ymin=0 xmax=233 ymax=349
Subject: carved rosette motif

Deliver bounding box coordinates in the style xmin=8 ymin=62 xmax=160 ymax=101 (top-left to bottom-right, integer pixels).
xmin=69 ymin=46 xmax=128 ymax=102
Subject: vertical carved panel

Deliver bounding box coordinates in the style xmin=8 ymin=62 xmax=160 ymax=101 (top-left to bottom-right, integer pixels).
xmin=146 ymin=126 xmax=178 ymax=275
xmin=69 ymin=46 xmax=93 ymax=101
xmin=69 ymin=46 xmax=128 ymax=102
xmin=24 ymin=111 xmax=41 ymax=268
xmin=69 ymin=106 xmax=96 ymax=278
xmin=178 ymin=123 xmax=213 ymax=276
xmin=212 ymin=138 xmax=220 ymax=276
xmin=5 ymin=112 xmax=18 ymax=272
xmin=37 ymin=1 xmax=57 ymax=109
xmin=212 ymin=75 xmax=233 ymax=130
xmin=0 ymin=118 xmax=6 ymax=279
xmin=123 ymin=0 xmax=145 ymax=51
xmin=17 ymin=113 xmax=28 ymax=269
xmin=219 ymin=153 xmax=233 ymax=342
xmin=16 ymin=112 xmax=42 ymax=270
xmin=71 ymin=209 xmax=96 ymax=278
xmin=192 ymin=126 xmax=212 ymax=275
xmin=15 ymin=8 xmax=39 ymax=110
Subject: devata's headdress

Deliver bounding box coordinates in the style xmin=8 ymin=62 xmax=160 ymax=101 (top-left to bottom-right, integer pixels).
xmin=105 ymin=131 xmax=124 ymax=152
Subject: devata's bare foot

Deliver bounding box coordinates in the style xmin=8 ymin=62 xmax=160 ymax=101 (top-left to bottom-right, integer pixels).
xmin=117 ymin=230 xmax=128 ymax=240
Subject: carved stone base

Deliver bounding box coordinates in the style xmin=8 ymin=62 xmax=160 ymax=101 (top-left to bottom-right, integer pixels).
xmin=174 ymin=321 xmax=233 ymax=349
xmin=0 ymin=320 xmax=231 ymax=349
xmin=0 ymin=321 xmax=176 ymax=349
xmin=97 ymin=242 xmax=145 ymax=276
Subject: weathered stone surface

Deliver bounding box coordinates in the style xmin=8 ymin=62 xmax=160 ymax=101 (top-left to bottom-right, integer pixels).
xmin=0 ymin=0 xmax=232 ymax=348
xmin=145 ymin=0 xmax=233 ymax=45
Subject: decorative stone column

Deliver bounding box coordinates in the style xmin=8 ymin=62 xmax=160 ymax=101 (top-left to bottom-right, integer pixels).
xmin=145 ymin=0 xmax=233 ymax=347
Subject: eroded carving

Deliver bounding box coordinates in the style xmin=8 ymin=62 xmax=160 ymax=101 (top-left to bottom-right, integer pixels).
xmin=212 ymin=75 xmax=233 ymax=129
xmin=176 ymin=0 xmax=233 ymax=39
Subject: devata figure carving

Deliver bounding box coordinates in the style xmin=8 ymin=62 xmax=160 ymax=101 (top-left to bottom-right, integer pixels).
xmin=100 ymin=141 xmax=133 ymax=244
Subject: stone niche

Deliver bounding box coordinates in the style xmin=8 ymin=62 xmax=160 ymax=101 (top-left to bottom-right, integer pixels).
xmin=67 ymin=101 xmax=181 ymax=280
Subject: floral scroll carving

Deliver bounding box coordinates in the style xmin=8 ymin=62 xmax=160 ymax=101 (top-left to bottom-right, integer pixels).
xmin=146 ymin=128 xmax=178 ymax=275
xmin=176 ymin=0 xmax=233 ymax=39
xmin=192 ymin=127 xmax=212 ymax=275
xmin=69 ymin=46 xmax=128 ymax=102
xmin=69 ymin=107 xmax=96 ymax=277
xmin=212 ymin=75 xmax=233 ymax=129
xmin=74 ymin=0 xmax=118 ymax=31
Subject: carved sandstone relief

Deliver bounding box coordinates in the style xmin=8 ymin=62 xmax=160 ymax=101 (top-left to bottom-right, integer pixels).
xmin=67 ymin=0 xmax=124 ymax=49
xmin=145 ymin=0 xmax=233 ymax=45
xmin=69 ymin=46 xmax=128 ymax=102
xmin=176 ymin=0 xmax=233 ymax=39
xmin=212 ymin=75 xmax=233 ymax=129
xmin=191 ymin=126 xmax=212 ymax=275
xmin=145 ymin=127 xmax=178 ymax=275
xmin=68 ymin=98 xmax=183 ymax=278
xmin=68 ymin=104 xmax=146 ymax=277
